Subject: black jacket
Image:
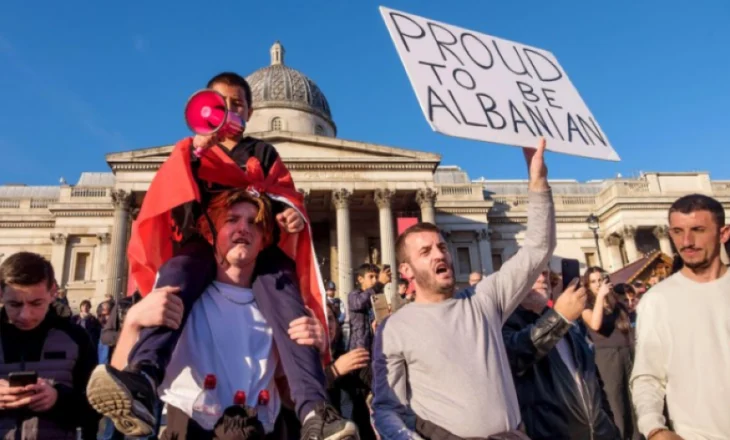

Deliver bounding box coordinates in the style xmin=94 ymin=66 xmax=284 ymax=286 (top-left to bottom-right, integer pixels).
xmin=72 ymin=314 xmax=102 ymax=347
xmin=503 ymin=306 xmax=620 ymax=440
xmin=0 ymin=306 xmax=99 ymax=439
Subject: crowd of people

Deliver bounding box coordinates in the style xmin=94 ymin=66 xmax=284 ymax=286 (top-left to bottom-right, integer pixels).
xmin=0 ymin=71 xmax=727 ymax=440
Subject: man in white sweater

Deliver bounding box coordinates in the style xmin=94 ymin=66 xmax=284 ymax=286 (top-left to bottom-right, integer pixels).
xmin=630 ymin=194 xmax=730 ymax=440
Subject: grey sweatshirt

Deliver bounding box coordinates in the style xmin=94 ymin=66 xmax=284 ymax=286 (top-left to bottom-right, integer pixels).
xmin=371 ymin=190 xmax=556 ymax=439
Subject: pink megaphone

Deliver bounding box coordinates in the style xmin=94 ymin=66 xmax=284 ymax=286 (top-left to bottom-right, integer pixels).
xmin=184 ymin=89 xmax=245 ymax=137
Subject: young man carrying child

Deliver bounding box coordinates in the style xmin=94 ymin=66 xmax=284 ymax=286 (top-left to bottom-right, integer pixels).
xmin=87 ymin=72 xmax=356 ymax=440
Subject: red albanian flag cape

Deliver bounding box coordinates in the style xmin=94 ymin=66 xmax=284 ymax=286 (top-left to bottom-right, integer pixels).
xmin=127 ymin=138 xmax=331 ymax=362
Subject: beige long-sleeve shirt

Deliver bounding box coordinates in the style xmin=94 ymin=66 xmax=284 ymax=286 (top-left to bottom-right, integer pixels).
xmin=630 ymin=270 xmax=730 ymax=440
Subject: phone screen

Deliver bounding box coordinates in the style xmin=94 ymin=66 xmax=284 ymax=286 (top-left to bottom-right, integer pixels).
xmin=8 ymin=371 xmax=38 ymax=387
xmin=561 ymin=259 xmax=581 ymax=290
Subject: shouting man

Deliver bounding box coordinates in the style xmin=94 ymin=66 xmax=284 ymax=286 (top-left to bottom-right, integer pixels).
xmin=371 ymin=138 xmax=555 ymax=439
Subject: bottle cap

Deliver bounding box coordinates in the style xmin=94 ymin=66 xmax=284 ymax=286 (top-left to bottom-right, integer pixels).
xmin=258 ymin=390 xmax=270 ymax=406
xmin=203 ymin=374 xmax=217 ymax=390
xmin=233 ymin=390 xmax=246 ymax=405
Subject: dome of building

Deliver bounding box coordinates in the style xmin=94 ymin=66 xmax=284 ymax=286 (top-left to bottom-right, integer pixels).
xmin=246 ymin=42 xmax=336 ymax=135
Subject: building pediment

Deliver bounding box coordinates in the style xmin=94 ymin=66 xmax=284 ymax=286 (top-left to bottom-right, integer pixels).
xmin=105 ymin=132 xmax=441 ymax=171
xmin=253 ymin=131 xmax=440 ymax=163
xmin=106 ymin=145 xmax=174 ymax=164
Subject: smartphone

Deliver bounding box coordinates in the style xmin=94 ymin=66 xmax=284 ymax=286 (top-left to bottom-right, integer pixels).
xmin=8 ymin=371 xmax=38 ymax=388
xmin=371 ymin=293 xmax=390 ymax=324
xmin=390 ymin=285 xmax=405 ymax=314
xmin=561 ymin=258 xmax=581 ymax=289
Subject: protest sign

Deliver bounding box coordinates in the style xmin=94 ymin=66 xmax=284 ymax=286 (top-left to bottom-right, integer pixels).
xmin=380 ymin=6 xmax=620 ymax=161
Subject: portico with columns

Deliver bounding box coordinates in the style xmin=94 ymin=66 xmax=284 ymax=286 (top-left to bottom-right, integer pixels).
xmin=106 ymin=131 xmax=444 ymax=300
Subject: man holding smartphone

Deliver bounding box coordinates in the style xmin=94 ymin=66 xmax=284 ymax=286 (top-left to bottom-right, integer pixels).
xmin=348 ymin=264 xmax=392 ymax=351
xmin=503 ymin=269 xmax=620 ymax=439
xmin=0 ymin=252 xmax=99 ymax=439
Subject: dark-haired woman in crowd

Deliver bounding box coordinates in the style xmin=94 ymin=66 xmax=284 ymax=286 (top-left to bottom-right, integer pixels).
xmin=581 ymin=267 xmax=639 ymax=440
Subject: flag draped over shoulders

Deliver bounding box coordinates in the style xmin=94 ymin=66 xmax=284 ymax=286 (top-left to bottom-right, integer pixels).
xmin=127 ymin=137 xmax=330 ymax=359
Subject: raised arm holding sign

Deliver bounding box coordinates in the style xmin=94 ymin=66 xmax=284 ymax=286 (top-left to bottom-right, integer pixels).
xmin=380 ymin=6 xmax=620 ymax=161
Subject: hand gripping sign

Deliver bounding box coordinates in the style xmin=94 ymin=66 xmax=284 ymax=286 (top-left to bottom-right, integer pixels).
xmin=380 ymin=6 xmax=620 ymax=162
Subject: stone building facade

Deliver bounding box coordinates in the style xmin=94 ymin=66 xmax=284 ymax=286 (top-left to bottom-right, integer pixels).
xmin=1 ymin=43 xmax=727 ymax=311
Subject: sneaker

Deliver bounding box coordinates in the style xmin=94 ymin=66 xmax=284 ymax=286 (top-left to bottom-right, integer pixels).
xmin=86 ymin=364 xmax=157 ymax=436
xmin=300 ymin=403 xmax=359 ymax=440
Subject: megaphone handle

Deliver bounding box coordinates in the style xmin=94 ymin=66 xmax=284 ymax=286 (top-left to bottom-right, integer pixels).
xmin=192 ymin=132 xmax=222 ymax=157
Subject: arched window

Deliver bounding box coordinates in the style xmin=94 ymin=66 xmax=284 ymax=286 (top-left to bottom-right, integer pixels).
xmin=271 ymin=117 xmax=282 ymax=131
xmin=315 ymin=124 xmax=325 ymax=135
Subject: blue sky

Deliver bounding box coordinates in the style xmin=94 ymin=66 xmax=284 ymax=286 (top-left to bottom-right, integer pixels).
xmin=0 ymin=0 xmax=727 ymax=185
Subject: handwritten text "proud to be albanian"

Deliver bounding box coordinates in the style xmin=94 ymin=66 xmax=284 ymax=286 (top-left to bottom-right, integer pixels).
xmin=388 ymin=12 xmax=608 ymax=148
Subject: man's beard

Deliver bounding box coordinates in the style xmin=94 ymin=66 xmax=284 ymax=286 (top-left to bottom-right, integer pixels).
xmin=681 ymin=247 xmax=715 ymax=270
xmin=412 ymin=264 xmax=455 ymax=295
xmin=683 ymin=256 xmax=711 ymax=270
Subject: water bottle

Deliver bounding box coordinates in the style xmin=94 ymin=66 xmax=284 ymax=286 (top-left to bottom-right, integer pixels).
xmin=257 ymin=389 xmax=272 ymax=430
xmin=192 ymin=374 xmax=222 ymax=430
xmin=233 ymin=390 xmax=247 ymax=407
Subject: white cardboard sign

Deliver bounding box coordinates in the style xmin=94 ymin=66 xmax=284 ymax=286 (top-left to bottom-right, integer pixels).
xmin=380 ymin=6 xmax=620 ymax=161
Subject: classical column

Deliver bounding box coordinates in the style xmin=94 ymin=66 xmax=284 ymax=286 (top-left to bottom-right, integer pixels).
xmin=49 ymin=233 xmax=68 ymax=286
xmin=332 ymin=189 xmax=353 ymax=304
xmin=416 ymin=188 xmax=437 ymax=224
xmin=298 ymin=188 xmax=311 ymax=207
xmin=605 ymin=235 xmax=624 ymax=271
xmin=653 ymin=225 xmax=673 ymax=256
xmin=620 ymin=226 xmax=638 ymax=263
xmin=95 ymin=233 xmax=111 ymax=299
xmin=108 ymin=190 xmax=134 ymax=299
xmin=329 ymin=225 xmax=338 ymax=287
xmin=375 ymin=189 xmax=396 ymax=305
xmin=476 ymin=229 xmax=494 ymax=274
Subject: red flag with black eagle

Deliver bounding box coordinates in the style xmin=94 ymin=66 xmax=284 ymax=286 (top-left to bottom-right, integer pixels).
xmin=127 ymin=137 xmax=331 ymax=362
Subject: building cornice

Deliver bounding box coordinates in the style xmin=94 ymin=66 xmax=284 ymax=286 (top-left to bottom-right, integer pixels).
xmin=52 ymin=211 xmax=114 ymax=217
xmin=0 ymin=221 xmax=55 ymax=228
xmin=111 ymin=162 xmax=438 ymax=172
xmin=437 ymin=207 xmax=490 ymax=215
xmin=489 ymin=215 xmax=590 ymax=224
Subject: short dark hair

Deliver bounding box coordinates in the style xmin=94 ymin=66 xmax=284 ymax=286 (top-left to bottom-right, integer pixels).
xmin=356 ymin=263 xmax=379 ymax=280
xmin=669 ymin=194 xmax=725 ymax=227
xmin=79 ymin=300 xmax=92 ymax=310
xmin=207 ymin=72 xmax=253 ymax=109
xmin=395 ymin=222 xmax=441 ymax=264
xmin=0 ymin=252 xmax=55 ymax=291
xmin=397 ymin=278 xmax=409 ymax=287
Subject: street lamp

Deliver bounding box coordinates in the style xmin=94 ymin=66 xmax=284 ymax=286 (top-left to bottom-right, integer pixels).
xmin=586 ymin=214 xmax=604 ymax=267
